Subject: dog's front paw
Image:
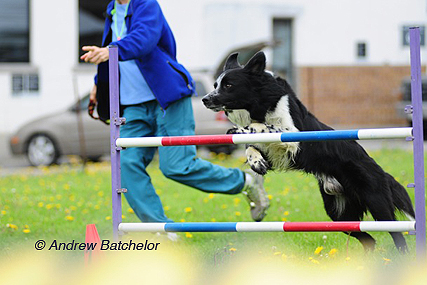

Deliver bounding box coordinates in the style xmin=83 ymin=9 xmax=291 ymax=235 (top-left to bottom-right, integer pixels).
xmin=226 ymin=126 xmax=249 ymax=134
xmin=246 ymin=123 xmax=283 ymax=133
xmin=246 ymin=145 xmax=270 ymax=175
xmin=226 ymin=127 xmax=240 ymax=134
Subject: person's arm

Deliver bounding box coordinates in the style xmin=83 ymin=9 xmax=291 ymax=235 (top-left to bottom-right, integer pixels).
xmin=80 ymin=46 xmax=109 ymax=65
xmin=110 ymin=0 xmax=163 ymax=60
xmin=80 ymin=1 xmax=163 ymax=64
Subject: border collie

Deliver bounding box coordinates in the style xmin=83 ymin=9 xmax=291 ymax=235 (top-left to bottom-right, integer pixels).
xmin=202 ymin=51 xmax=415 ymax=253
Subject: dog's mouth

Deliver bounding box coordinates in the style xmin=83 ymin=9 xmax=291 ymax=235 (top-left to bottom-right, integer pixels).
xmin=202 ymin=93 xmax=225 ymax=112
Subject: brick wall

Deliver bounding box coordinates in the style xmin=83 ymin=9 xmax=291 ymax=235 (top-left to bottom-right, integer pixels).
xmin=297 ymin=66 xmax=415 ymax=128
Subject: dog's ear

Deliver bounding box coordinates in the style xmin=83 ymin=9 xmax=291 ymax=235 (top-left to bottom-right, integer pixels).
xmin=224 ymin=53 xmax=240 ymax=71
xmin=244 ymin=51 xmax=266 ymax=74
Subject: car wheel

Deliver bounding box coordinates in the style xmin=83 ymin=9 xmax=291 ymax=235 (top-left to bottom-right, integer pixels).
xmin=26 ymin=134 xmax=60 ymax=166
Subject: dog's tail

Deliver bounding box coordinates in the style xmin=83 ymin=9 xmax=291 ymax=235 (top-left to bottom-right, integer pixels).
xmin=388 ymin=173 xmax=415 ymax=219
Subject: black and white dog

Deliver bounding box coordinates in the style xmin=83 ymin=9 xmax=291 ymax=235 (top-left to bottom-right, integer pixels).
xmin=202 ymin=51 xmax=415 ymax=253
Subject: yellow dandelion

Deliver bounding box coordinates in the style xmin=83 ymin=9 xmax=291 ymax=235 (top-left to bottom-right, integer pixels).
xmin=328 ymin=248 xmax=338 ymax=257
xmin=211 ymin=218 xmax=216 ymax=222
xmin=45 ymin=204 xmax=53 ymax=210
xmin=97 ymin=191 xmax=104 ymax=197
xmin=203 ymin=198 xmax=209 ymax=203
xmin=221 ymin=204 xmax=228 ymax=209
xmin=122 ymin=215 xmax=126 ymax=219
xmin=314 ymin=246 xmax=323 ymax=255
xmin=310 ymin=259 xmax=320 ymax=264
xmin=281 ymin=217 xmax=287 ymax=222
xmin=273 ymin=251 xmax=282 ymax=256
xmin=127 ymin=208 xmax=135 ymax=214
xmin=63 ymin=184 xmax=70 ymax=190
xmin=233 ymin=198 xmax=241 ymax=206
xmin=4 ymin=205 xmax=10 ymax=210
xmin=383 ymin=257 xmax=392 ymax=265
xmin=64 ymin=209 xmax=71 ymax=214
xmin=6 ymin=224 xmax=18 ymax=230
xmin=23 ymin=229 xmax=31 ymax=234
xmin=283 ymin=211 xmax=289 ymax=216
xmin=217 ymin=153 xmax=226 ymax=161
xmin=208 ymin=193 xmax=214 ymax=199
xmin=70 ymin=205 xmax=77 ymax=211
xmin=164 ymin=206 xmax=170 ymax=211
xmin=229 ymin=248 xmax=237 ymax=252
xmin=65 ymin=216 xmax=74 ymax=221
xmin=268 ymin=194 xmax=273 ymax=200
xmin=1 ymin=210 xmax=6 ymax=215
xmin=69 ymin=194 xmax=75 ymax=201
xmin=24 ymin=225 xmax=29 ymax=229
xmin=94 ymin=205 xmax=100 ymax=210
xmin=185 ymin=232 xmax=193 ymax=238
xmin=180 ymin=219 xmax=186 ymax=222
xmin=37 ymin=202 xmax=44 ymax=208
xmin=49 ymin=196 xmax=55 ymax=202
xmin=184 ymin=207 xmax=192 ymax=213
xmin=235 ymin=211 xmax=241 ymax=216
xmin=105 ymin=216 xmax=111 ymax=221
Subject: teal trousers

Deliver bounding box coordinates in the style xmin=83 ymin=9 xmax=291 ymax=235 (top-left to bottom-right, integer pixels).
xmin=120 ymin=97 xmax=245 ymax=222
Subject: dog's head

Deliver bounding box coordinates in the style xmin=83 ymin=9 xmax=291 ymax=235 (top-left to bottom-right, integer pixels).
xmin=202 ymin=51 xmax=272 ymax=112
xmin=202 ymin=51 xmax=281 ymax=121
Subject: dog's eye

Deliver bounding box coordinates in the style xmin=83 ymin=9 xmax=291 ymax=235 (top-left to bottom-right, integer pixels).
xmin=224 ymin=84 xmax=232 ymax=89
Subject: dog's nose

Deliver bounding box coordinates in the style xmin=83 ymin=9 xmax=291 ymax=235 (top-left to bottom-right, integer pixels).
xmin=202 ymin=95 xmax=210 ymax=105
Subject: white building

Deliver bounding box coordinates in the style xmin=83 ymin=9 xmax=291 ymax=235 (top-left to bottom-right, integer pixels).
xmin=0 ymin=0 xmax=426 ymax=135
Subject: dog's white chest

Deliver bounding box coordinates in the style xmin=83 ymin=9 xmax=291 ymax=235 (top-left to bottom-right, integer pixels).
xmin=226 ymin=109 xmax=252 ymax=127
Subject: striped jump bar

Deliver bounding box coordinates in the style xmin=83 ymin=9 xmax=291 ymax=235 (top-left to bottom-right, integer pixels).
xmin=119 ymin=221 xmax=415 ymax=233
xmin=115 ymin=127 xmax=412 ymax=148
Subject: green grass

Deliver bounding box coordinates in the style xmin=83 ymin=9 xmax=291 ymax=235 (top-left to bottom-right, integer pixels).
xmin=0 ymin=148 xmax=424 ymax=271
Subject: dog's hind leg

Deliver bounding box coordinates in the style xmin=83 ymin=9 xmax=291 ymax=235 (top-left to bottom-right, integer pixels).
xmin=319 ymin=188 xmax=376 ymax=252
xmin=369 ymin=199 xmax=408 ymax=253
xmin=364 ymin=195 xmax=409 ymax=253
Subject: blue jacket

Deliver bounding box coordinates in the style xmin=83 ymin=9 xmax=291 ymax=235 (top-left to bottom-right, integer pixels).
xmin=95 ymin=0 xmax=195 ymax=121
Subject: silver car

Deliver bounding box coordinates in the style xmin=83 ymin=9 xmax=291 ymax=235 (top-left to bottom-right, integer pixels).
xmin=9 ymin=72 xmax=235 ymax=166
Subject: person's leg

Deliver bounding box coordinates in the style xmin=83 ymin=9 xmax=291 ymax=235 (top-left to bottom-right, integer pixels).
xmin=121 ymin=102 xmax=173 ymax=223
xmin=156 ymin=96 xmax=245 ymax=194
xmin=156 ymin=97 xmax=269 ymax=221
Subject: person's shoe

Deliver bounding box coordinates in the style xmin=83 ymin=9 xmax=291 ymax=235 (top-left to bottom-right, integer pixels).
xmin=241 ymin=170 xmax=270 ymax=222
xmin=154 ymin=232 xmax=180 ymax=242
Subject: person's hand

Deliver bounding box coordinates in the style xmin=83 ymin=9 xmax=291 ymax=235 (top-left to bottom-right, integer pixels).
xmin=89 ymin=84 xmax=97 ymax=104
xmin=88 ymin=85 xmax=98 ymax=119
xmin=80 ymin=46 xmax=109 ymax=64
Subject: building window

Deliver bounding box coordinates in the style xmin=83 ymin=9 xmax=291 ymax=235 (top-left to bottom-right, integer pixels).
xmin=12 ymin=74 xmax=39 ymax=96
xmin=357 ymin=42 xmax=367 ymax=58
xmin=79 ymin=1 xmax=106 ymax=62
xmin=0 ymin=0 xmax=29 ymax=62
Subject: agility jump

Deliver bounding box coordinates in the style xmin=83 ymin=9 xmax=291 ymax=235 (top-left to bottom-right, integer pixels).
xmin=107 ymin=28 xmax=426 ymax=260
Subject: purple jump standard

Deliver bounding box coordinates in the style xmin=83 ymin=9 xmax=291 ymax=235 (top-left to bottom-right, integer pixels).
xmin=410 ymin=27 xmax=426 ymax=262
